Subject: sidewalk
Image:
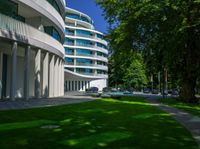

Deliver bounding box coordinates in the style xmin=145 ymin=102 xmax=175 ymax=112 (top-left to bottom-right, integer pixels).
xmin=145 ymin=96 xmax=200 ymax=147
xmin=0 ymin=96 xmax=98 ymax=111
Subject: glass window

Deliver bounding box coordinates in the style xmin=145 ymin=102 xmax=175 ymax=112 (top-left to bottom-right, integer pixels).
xmin=66 ymin=13 xmax=92 ymax=24
xmin=65 ymin=38 xmax=74 ymax=45
xmin=76 ymin=68 xmax=93 ymax=74
xmin=47 ymin=0 xmax=61 ymax=15
xmin=65 ymin=48 xmax=74 ymax=55
xmin=76 ymin=39 xmax=93 ymax=47
xmin=97 ymin=61 xmax=107 ymax=66
xmin=97 ymin=70 xmax=107 ymax=74
xmin=76 ymin=29 xmax=93 ymax=37
xmin=97 ymin=42 xmax=107 ymax=49
xmin=76 ymin=58 xmax=93 ymax=65
xmin=76 ymin=49 xmax=93 ymax=56
xmin=65 ymin=28 xmax=74 ymax=35
xmin=44 ymin=26 xmax=61 ymax=42
xmin=97 ymin=34 xmax=104 ymax=39
xmin=97 ymin=51 xmax=107 ymax=57
xmin=65 ymin=58 xmax=74 ymax=65
xmin=0 ymin=0 xmax=25 ymax=22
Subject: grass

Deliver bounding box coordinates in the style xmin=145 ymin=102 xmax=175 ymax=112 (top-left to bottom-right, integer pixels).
xmin=157 ymin=98 xmax=200 ymax=117
xmin=0 ymin=96 xmax=199 ymax=149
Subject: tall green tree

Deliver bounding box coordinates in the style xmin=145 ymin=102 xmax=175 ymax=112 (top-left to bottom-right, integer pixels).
xmin=97 ymin=0 xmax=200 ymax=103
xmin=123 ymin=54 xmax=147 ymax=89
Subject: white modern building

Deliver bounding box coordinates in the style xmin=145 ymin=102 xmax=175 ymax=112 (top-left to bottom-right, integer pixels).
xmin=0 ymin=0 xmax=66 ymax=100
xmin=64 ymin=7 xmax=108 ymax=91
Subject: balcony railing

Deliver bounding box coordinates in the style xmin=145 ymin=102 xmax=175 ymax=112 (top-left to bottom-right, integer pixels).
xmin=65 ymin=62 xmax=74 ymax=65
xmin=0 ymin=13 xmax=64 ymax=57
xmin=76 ymin=63 xmax=95 ymax=66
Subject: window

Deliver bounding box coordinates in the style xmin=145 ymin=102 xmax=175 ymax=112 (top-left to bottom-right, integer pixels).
xmin=65 ymin=58 xmax=74 ymax=65
xmin=76 ymin=39 xmax=93 ymax=47
xmin=0 ymin=0 xmax=25 ymax=22
xmin=66 ymin=13 xmax=92 ymax=24
xmin=65 ymin=38 xmax=74 ymax=45
xmin=76 ymin=29 xmax=93 ymax=37
xmin=76 ymin=49 xmax=93 ymax=56
xmin=97 ymin=70 xmax=107 ymax=74
xmin=65 ymin=48 xmax=74 ymax=55
xmin=47 ymin=0 xmax=61 ymax=15
xmin=44 ymin=26 xmax=61 ymax=42
xmin=97 ymin=34 xmax=104 ymax=39
xmin=97 ymin=51 xmax=107 ymax=57
xmin=97 ymin=42 xmax=107 ymax=49
xmin=65 ymin=28 xmax=74 ymax=35
xmin=76 ymin=68 xmax=93 ymax=74
xmin=97 ymin=61 xmax=107 ymax=66
xmin=76 ymin=58 xmax=93 ymax=65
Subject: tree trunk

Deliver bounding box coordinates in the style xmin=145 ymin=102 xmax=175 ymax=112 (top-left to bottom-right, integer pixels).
xmin=179 ymin=0 xmax=199 ymax=103
xmin=179 ymin=77 xmax=198 ymax=103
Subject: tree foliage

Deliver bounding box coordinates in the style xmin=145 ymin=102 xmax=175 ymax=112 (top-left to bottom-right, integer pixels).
xmin=97 ymin=0 xmax=200 ymax=103
xmin=123 ymin=53 xmax=147 ymax=89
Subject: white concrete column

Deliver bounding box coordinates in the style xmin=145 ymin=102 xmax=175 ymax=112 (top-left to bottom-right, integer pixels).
xmin=80 ymin=81 xmax=83 ymax=91
xmin=42 ymin=52 xmax=49 ymax=97
xmin=24 ymin=46 xmax=31 ymax=100
xmin=71 ymin=80 xmax=73 ymax=91
xmin=10 ymin=42 xmax=17 ymax=101
xmin=35 ymin=49 xmax=41 ymax=98
xmin=49 ymin=55 xmax=54 ymax=97
xmin=58 ymin=59 xmax=63 ymax=96
xmin=61 ymin=61 xmax=64 ymax=95
xmin=73 ymin=80 xmax=76 ymax=91
xmin=0 ymin=52 xmax=2 ymax=99
xmin=54 ymin=57 xmax=59 ymax=96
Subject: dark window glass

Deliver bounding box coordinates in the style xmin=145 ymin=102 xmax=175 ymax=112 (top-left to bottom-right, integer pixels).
xmin=0 ymin=0 xmax=25 ymax=22
xmin=44 ymin=26 xmax=61 ymax=42
xmin=65 ymin=48 xmax=74 ymax=55
xmin=76 ymin=49 xmax=93 ymax=56
xmin=65 ymin=58 xmax=74 ymax=65
xmin=47 ymin=0 xmax=61 ymax=15
xmin=76 ymin=58 xmax=93 ymax=65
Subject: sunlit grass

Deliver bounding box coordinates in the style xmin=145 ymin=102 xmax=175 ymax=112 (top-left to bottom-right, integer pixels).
xmin=0 ymin=96 xmax=198 ymax=149
xmin=157 ymin=98 xmax=200 ymax=117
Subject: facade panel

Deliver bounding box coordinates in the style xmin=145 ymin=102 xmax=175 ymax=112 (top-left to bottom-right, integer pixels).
xmin=64 ymin=7 xmax=108 ymax=91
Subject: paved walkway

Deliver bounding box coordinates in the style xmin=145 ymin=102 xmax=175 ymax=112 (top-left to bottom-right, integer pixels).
xmin=0 ymin=96 xmax=99 ymax=111
xmin=145 ymin=96 xmax=200 ymax=147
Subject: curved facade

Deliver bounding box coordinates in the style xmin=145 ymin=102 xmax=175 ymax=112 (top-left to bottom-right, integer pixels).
xmin=0 ymin=0 xmax=65 ymax=100
xmin=64 ymin=7 xmax=108 ymax=91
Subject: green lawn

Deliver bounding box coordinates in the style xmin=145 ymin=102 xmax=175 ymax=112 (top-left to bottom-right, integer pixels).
xmin=0 ymin=97 xmax=198 ymax=149
xmin=157 ymin=98 xmax=200 ymax=117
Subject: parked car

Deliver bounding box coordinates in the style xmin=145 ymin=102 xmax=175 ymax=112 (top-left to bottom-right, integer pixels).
xmin=86 ymin=87 xmax=98 ymax=93
xmin=111 ymin=88 xmax=118 ymax=92
xmin=152 ymin=89 xmax=159 ymax=94
xmin=171 ymin=89 xmax=179 ymax=95
xmin=102 ymin=87 xmax=110 ymax=92
xmin=143 ymin=88 xmax=150 ymax=93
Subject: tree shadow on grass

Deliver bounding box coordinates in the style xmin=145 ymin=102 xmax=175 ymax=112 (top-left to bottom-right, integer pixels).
xmin=0 ymin=96 xmax=198 ymax=149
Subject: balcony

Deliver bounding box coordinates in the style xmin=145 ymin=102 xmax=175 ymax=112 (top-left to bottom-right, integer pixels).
xmin=19 ymin=0 xmax=65 ymax=36
xmin=0 ymin=13 xmax=64 ymax=58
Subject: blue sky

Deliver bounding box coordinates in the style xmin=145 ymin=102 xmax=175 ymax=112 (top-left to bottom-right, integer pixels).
xmin=65 ymin=0 xmax=108 ymax=33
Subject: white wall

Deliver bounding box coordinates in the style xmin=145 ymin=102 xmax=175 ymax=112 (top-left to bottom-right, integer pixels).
xmin=16 ymin=56 xmax=24 ymax=98
xmin=65 ymin=78 xmax=107 ymax=92
xmin=90 ymin=79 xmax=107 ymax=91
